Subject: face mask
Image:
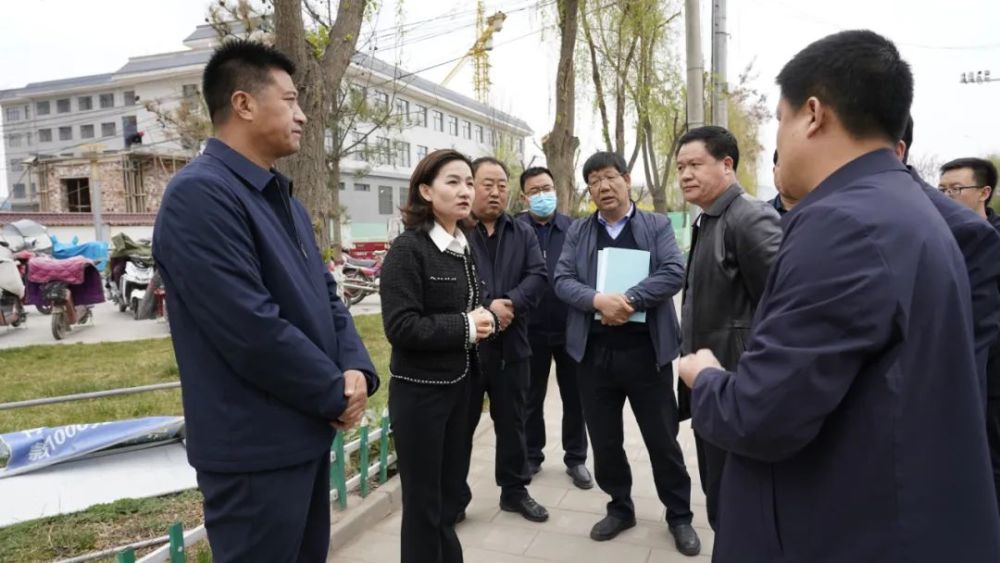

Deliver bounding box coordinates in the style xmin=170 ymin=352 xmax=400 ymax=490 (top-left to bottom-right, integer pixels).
xmin=528 ymin=192 xmax=557 ymax=217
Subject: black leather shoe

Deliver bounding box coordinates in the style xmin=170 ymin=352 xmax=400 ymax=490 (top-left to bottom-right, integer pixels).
xmin=455 ymin=510 xmax=466 ymax=524
xmin=499 ymin=495 xmax=549 ymax=522
xmin=566 ymin=464 xmax=593 ymax=489
xmin=669 ymin=523 xmax=702 ymax=556
xmin=590 ymin=514 xmax=636 ymax=541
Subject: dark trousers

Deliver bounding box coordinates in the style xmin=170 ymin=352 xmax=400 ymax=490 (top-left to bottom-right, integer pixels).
xmin=197 ymin=454 xmax=331 ymax=563
xmin=988 ymin=398 xmax=1000 ymax=517
xmin=390 ymin=376 xmax=472 ymax=563
xmin=577 ymin=336 xmax=694 ymax=526
xmin=694 ymin=432 xmax=727 ymax=530
xmin=526 ymin=339 xmax=588 ymax=468
xmin=459 ymin=353 xmax=531 ymax=507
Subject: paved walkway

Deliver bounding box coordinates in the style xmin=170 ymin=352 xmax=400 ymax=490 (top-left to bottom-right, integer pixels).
xmin=331 ymin=364 xmax=713 ymax=563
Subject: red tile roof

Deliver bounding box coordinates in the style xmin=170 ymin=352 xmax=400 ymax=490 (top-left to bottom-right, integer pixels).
xmin=0 ymin=212 xmax=156 ymax=227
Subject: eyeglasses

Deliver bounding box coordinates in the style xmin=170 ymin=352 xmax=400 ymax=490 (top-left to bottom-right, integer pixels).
xmin=525 ymin=184 xmax=555 ymax=196
xmin=938 ymin=185 xmax=985 ymax=196
xmin=587 ymin=172 xmax=623 ymax=190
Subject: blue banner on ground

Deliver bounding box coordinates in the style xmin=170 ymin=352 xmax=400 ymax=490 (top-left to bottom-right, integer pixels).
xmin=0 ymin=417 xmax=184 ymax=478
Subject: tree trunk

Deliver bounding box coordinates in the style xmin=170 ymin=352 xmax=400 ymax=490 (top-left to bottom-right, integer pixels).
xmin=543 ymin=0 xmax=581 ymax=215
xmin=273 ymin=0 xmax=366 ymax=252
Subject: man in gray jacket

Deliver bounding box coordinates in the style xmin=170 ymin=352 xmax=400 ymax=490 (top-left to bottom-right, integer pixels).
xmin=554 ymin=151 xmax=700 ymax=556
xmin=675 ymin=126 xmax=782 ymax=532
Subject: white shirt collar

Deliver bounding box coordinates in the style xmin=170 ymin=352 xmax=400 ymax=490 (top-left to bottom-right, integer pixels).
xmin=428 ymin=222 xmax=468 ymax=254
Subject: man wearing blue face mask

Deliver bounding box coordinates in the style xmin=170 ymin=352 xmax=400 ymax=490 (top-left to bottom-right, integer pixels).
xmin=516 ymin=167 xmax=593 ymax=490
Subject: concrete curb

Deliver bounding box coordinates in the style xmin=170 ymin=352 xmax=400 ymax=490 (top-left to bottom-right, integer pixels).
xmin=328 ymin=413 xmax=495 ymax=553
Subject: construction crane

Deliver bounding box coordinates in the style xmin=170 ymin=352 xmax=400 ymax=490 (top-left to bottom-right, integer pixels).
xmin=441 ymin=3 xmax=506 ymax=103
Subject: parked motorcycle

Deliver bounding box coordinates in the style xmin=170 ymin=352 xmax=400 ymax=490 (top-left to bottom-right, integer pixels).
xmin=24 ymin=256 xmax=105 ymax=340
xmin=340 ymin=251 xmax=385 ymax=308
xmin=107 ymin=234 xmax=153 ymax=316
xmin=0 ymin=246 xmax=26 ymax=328
xmin=1 ymin=219 xmax=53 ymax=315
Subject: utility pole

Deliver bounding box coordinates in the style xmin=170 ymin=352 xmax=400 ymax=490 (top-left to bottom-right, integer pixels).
xmin=711 ymin=0 xmax=728 ymax=127
xmin=81 ymin=144 xmax=106 ymax=243
xmin=685 ymin=0 xmax=705 ymax=131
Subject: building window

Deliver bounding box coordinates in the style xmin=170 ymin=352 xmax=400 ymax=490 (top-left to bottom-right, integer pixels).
xmin=36 ymin=101 xmax=50 ymax=116
xmin=38 ymin=128 xmax=52 ymax=142
xmin=339 ymin=182 xmax=345 ymax=191
xmin=432 ymin=110 xmax=444 ymax=132
xmin=80 ymin=124 xmax=95 ymax=139
xmin=374 ymin=137 xmax=391 ymax=165
xmin=99 ymin=93 xmax=115 ymax=109
xmin=57 ymin=98 xmax=71 ymax=113
xmin=475 ymin=125 xmax=484 ymax=143
xmin=59 ymin=126 xmax=72 ymax=141
xmin=414 ymin=105 xmax=427 ymax=127
xmin=65 ymin=178 xmax=91 ymax=212
xmin=30 ymin=183 xmax=37 ymax=197
xmin=12 ymin=184 xmax=26 ymax=199
xmin=354 ymin=183 xmax=371 ymax=192
xmin=9 ymin=158 xmax=22 ymax=173
xmin=490 ymin=129 xmax=498 ymax=147
xmin=124 ymin=90 xmax=136 ymax=106
xmin=462 ymin=120 xmax=472 ymax=140
xmin=415 ymin=145 xmax=429 ymax=162
xmin=122 ymin=115 xmax=138 ymax=135
xmin=518 ymin=138 xmax=525 ymax=155
xmin=7 ymin=134 xmax=22 ymax=148
xmin=399 ymin=186 xmax=408 ymax=207
xmin=378 ymin=185 xmax=393 ymax=215
xmin=351 ymin=131 xmax=367 ymax=161
xmin=78 ymin=96 xmax=93 ymax=111
xmin=447 ymin=116 xmax=458 ymax=136
xmin=372 ymin=90 xmax=389 ymax=111
xmin=25 ymin=132 xmax=32 ymax=146
xmin=394 ymin=141 xmax=411 ymax=168
xmin=395 ymin=99 xmax=410 ymax=124
xmin=101 ymin=122 xmax=116 ymax=137
xmin=182 ymin=84 xmax=198 ymax=98
xmin=4 ymin=107 xmax=22 ymax=122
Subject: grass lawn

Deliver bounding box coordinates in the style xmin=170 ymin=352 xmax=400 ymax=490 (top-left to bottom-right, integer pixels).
xmin=0 ymin=314 xmax=390 ymax=561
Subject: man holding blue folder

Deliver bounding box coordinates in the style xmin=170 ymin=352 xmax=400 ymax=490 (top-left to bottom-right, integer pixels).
xmin=554 ymin=151 xmax=701 ymax=556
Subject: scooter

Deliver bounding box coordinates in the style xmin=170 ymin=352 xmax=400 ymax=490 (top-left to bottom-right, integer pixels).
xmin=25 ymin=256 xmax=104 ymax=341
xmin=340 ymin=251 xmax=385 ymax=308
xmin=0 ymin=247 xmax=26 ymax=328
xmin=112 ymin=258 xmax=154 ymax=316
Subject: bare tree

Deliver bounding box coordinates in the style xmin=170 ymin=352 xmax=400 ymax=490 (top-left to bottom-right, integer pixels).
xmin=542 ymin=0 xmax=581 ymax=215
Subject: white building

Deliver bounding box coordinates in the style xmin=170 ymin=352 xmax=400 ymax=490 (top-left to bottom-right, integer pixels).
xmin=1 ymin=23 xmax=532 ymax=241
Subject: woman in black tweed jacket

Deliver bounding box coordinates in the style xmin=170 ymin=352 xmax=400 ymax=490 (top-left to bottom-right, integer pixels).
xmin=380 ymin=149 xmax=495 ymax=563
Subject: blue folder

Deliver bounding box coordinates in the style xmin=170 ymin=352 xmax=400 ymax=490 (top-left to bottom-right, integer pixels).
xmin=595 ymin=247 xmax=650 ymax=323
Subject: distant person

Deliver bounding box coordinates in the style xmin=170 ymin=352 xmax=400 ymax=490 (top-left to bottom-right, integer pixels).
xmin=679 ymin=30 xmax=1000 ymax=561
xmin=554 ymin=151 xmax=701 ymax=556
xmin=154 ymin=41 xmax=378 ymax=562
xmin=676 ymin=125 xmax=781 ymax=531
xmin=380 ymin=149 xmax=496 ymax=563
xmin=517 ymin=166 xmax=592 ymax=490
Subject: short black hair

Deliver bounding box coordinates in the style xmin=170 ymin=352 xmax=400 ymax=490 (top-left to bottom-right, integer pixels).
xmin=520 ymin=166 xmax=554 ymax=190
xmin=777 ymin=30 xmax=913 ymax=143
xmin=202 ymin=40 xmax=297 ymax=126
xmin=471 ymin=156 xmax=509 ymax=179
xmin=676 ymin=126 xmax=740 ymax=171
xmin=940 ymin=157 xmax=999 ymax=205
xmin=582 ymin=151 xmax=627 ymax=182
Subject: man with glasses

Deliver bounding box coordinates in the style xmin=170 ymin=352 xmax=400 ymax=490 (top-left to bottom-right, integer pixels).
xmin=554 ymin=151 xmax=701 ymax=555
xmin=457 ymin=156 xmax=550 ymax=524
xmin=516 ymin=167 xmax=593 ymax=490
xmin=939 ymin=156 xmax=1000 ymax=516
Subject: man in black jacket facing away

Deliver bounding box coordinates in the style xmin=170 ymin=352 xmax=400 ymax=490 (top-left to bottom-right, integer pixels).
xmin=676 ymin=126 xmax=782 ymax=532
xmin=517 ymin=166 xmax=593 ymax=490
xmin=458 ymin=157 xmax=550 ymax=522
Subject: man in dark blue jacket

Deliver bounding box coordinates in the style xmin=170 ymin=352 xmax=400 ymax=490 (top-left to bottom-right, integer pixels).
xmin=516 ymin=167 xmax=592 ymax=490
xmin=554 ymin=151 xmax=701 ymax=556
xmin=458 ymin=157 xmax=549 ymax=523
xmin=680 ymin=30 xmax=1000 ymax=562
xmin=153 ymin=41 xmax=377 ymax=562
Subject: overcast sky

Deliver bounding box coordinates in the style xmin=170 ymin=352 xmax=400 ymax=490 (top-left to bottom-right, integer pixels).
xmin=2 ymin=0 xmax=999 ymax=201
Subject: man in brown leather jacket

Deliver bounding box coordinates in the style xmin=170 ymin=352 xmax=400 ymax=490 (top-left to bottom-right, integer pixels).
xmin=675 ymin=126 xmax=782 ymax=532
